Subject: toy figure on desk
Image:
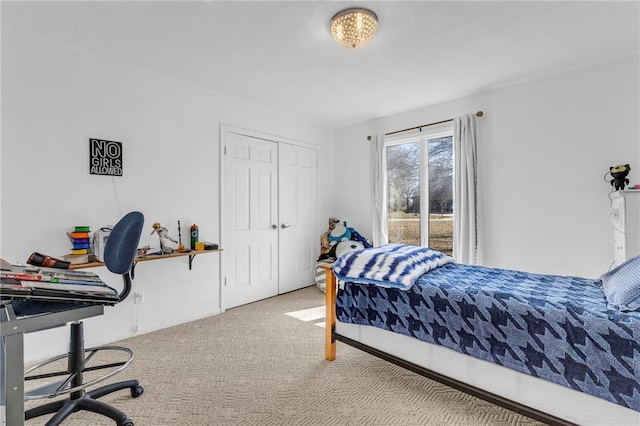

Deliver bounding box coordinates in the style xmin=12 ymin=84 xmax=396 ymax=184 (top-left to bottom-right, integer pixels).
xmin=150 ymin=223 xmax=178 ymax=254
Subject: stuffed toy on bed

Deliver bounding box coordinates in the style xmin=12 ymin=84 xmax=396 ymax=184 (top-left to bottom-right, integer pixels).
xmin=335 ymin=240 xmax=365 ymax=258
xmin=329 ymin=220 xmax=351 ymax=243
xmin=315 ymin=219 xmax=372 ymax=292
xmin=318 ymin=220 xmax=372 ymax=261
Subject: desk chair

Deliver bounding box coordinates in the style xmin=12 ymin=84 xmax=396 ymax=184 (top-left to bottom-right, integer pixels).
xmin=12 ymin=211 xmax=144 ymax=426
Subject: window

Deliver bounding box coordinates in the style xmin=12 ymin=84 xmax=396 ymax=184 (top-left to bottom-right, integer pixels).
xmin=386 ymin=129 xmax=454 ymax=255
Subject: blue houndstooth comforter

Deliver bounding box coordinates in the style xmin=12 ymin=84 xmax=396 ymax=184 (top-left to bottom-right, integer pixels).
xmin=336 ymin=262 xmax=640 ymax=411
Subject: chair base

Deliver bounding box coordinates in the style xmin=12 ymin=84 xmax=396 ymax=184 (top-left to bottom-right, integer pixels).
xmin=25 ymin=379 xmax=144 ymax=426
xmin=24 ymin=321 xmax=143 ymax=425
xmin=25 ymin=344 xmax=135 ymax=400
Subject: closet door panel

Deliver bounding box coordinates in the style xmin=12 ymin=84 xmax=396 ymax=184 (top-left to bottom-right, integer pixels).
xmin=222 ymin=133 xmax=279 ymax=309
xmin=278 ymin=143 xmax=317 ymax=293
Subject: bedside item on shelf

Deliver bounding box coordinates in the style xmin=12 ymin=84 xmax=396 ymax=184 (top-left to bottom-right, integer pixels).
xmin=59 ymin=226 xmax=95 ymax=265
xmin=62 ymin=253 xmax=90 ymax=265
xmin=27 ymin=252 xmax=71 ymax=269
xmin=150 ymin=222 xmax=178 ymax=254
xmin=176 ymin=220 xmax=186 ymax=252
xmin=67 ymin=226 xmax=91 ymax=255
xmin=609 ymin=164 xmax=631 ymax=191
xmin=192 ymin=241 xmax=217 ymax=251
xmin=136 ymin=245 xmax=154 ymax=256
xmin=190 ymin=224 xmax=199 ymax=250
xmin=93 ymin=226 xmax=112 ymax=262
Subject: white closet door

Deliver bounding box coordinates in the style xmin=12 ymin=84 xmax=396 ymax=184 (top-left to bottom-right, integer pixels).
xmin=222 ymin=132 xmax=279 ymax=309
xmin=278 ymin=143 xmax=317 ymax=293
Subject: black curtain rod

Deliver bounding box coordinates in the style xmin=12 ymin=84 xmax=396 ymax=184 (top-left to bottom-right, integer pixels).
xmin=383 ymin=110 xmax=484 ymax=137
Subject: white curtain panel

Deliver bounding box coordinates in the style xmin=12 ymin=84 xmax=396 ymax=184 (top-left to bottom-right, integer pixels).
xmin=371 ymin=134 xmax=388 ymax=246
xmin=453 ymin=114 xmax=481 ymax=264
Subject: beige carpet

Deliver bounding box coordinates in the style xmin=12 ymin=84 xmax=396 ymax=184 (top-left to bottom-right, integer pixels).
xmin=25 ymin=286 xmax=543 ymax=425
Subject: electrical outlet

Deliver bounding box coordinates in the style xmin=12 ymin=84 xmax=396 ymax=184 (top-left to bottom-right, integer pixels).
xmin=133 ymin=292 xmax=143 ymax=304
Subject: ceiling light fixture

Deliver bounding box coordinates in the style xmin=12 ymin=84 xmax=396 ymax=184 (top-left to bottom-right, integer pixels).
xmin=330 ymin=8 xmax=378 ymax=49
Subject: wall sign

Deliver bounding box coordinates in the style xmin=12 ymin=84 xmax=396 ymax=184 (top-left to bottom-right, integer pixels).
xmin=89 ymin=138 xmax=123 ymax=176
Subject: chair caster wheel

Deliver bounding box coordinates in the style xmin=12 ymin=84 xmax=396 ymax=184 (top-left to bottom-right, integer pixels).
xmin=131 ymin=385 xmax=144 ymax=398
xmin=121 ymin=420 xmax=134 ymax=426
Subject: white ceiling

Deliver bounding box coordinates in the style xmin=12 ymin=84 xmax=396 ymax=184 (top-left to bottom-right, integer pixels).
xmin=3 ymin=1 xmax=639 ymax=129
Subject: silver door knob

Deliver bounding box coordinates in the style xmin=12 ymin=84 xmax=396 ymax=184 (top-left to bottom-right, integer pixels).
xmin=281 ymin=224 xmax=291 ymax=229
xmin=271 ymin=224 xmax=277 ymax=230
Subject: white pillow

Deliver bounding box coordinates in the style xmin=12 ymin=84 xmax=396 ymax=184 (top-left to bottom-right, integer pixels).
xmin=600 ymin=255 xmax=640 ymax=312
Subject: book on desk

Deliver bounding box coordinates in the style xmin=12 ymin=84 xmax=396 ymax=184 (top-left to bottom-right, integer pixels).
xmin=0 ymin=261 xmax=119 ymax=304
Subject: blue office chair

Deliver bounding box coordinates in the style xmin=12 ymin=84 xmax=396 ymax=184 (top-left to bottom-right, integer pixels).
xmin=13 ymin=211 xmax=145 ymax=426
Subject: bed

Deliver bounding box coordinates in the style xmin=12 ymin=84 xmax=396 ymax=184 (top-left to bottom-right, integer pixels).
xmin=323 ymin=244 xmax=640 ymax=426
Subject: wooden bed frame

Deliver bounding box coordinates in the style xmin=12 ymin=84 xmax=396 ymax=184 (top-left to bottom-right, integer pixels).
xmin=321 ymin=265 xmax=640 ymax=426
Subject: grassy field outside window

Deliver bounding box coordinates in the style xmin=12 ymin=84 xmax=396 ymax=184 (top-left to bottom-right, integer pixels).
xmin=388 ymin=211 xmax=453 ymax=255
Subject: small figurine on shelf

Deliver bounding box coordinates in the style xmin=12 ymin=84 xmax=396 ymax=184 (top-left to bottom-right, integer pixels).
xmin=609 ymin=164 xmax=631 ymax=191
xmin=137 ymin=245 xmax=152 ymax=256
xmin=150 ymin=223 xmax=178 ymax=254
xmin=175 ymin=220 xmax=189 ymax=252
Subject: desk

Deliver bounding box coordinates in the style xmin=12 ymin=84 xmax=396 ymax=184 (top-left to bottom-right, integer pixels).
xmin=0 ymin=303 xmax=103 ymax=426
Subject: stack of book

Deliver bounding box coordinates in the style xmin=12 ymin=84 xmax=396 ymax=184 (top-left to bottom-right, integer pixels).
xmin=65 ymin=226 xmax=92 ymax=264
xmin=0 ymin=260 xmax=118 ymax=304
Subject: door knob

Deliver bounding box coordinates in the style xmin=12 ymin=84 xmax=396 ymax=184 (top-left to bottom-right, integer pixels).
xmin=271 ymin=224 xmax=277 ymax=230
xmin=281 ymin=224 xmax=291 ymax=229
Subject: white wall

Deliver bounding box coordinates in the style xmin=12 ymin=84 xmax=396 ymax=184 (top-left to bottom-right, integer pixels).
xmin=3 ymin=26 xmax=637 ymax=362
xmin=333 ymin=54 xmax=639 ymax=278
xmin=1 ymin=28 xmax=334 ymax=362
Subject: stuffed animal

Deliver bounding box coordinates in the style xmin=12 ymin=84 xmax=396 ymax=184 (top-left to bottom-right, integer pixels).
xmin=329 ymin=221 xmax=351 ymax=242
xmin=318 ymin=219 xmax=372 ymax=262
xmin=610 ymin=164 xmax=631 ymax=191
xmin=335 ymin=240 xmax=365 ymax=258
xmin=320 ymin=217 xmax=340 ymax=257
xmin=315 ymin=240 xmax=365 ymax=292
xmin=351 ymin=229 xmax=372 ymax=248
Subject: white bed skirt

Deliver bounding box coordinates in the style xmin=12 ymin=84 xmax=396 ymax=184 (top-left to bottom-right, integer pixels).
xmin=336 ymin=321 xmax=640 ymax=425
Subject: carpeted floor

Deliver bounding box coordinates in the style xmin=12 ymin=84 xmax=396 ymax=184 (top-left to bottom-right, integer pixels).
xmin=24 ymin=286 xmax=543 ymax=425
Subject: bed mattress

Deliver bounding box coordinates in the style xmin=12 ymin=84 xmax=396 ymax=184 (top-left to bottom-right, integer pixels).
xmin=336 ymin=262 xmax=640 ymax=411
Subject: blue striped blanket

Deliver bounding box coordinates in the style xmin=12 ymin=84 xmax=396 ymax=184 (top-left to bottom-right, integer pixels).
xmin=332 ymin=244 xmax=453 ymax=290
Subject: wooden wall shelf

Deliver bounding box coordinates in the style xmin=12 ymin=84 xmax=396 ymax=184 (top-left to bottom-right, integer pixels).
xmin=70 ymin=249 xmax=221 ymax=272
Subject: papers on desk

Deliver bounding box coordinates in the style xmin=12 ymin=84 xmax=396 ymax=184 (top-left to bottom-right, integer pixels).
xmin=18 ymin=280 xmax=114 ymax=294
xmin=0 ymin=262 xmax=119 ymax=304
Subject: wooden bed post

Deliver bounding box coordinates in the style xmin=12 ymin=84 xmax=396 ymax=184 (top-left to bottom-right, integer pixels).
xmin=322 ymin=264 xmax=336 ymax=361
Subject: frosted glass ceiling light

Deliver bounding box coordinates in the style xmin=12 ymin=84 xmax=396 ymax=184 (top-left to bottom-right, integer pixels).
xmin=330 ymin=8 xmax=378 ymax=48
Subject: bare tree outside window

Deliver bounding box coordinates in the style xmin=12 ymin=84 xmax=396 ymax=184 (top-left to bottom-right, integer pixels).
xmin=387 ymin=142 xmax=421 ymax=245
xmin=386 ymin=135 xmax=453 ymax=254
xmin=428 ymin=136 xmax=453 ymax=254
